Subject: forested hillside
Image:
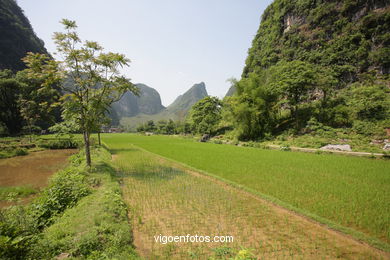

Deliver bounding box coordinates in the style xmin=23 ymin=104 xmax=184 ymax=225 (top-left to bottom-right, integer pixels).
xmin=0 ymin=0 xmax=49 ymax=71
xmin=227 ymin=0 xmax=390 ymax=141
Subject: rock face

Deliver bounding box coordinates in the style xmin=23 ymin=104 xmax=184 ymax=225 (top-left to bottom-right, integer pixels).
xmin=200 ymin=134 xmax=210 ymax=142
xmin=225 ymin=85 xmax=236 ymax=97
xmin=166 ymin=82 xmax=208 ymax=115
xmin=111 ymin=83 xmax=165 ymax=119
xmin=283 ymin=13 xmax=304 ymax=33
xmin=383 ymin=143 xmax=390 ymax=151
xmin=137 ymin=84 xmax=165 ymax=114
xmin=320 ymin=144 xmax=352 ymax=152
xmin=0 ymin=0 xmax=49 ymax=71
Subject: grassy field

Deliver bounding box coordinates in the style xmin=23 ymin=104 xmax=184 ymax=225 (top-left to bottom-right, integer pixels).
xmin=103 ymin=133 xmax=390 ymax=250
xmin=106 ymin=137 xmax=387 ymax=258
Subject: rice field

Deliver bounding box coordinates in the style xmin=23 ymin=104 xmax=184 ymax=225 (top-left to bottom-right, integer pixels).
xmin=102 ymin=133 xmax=390 ymax=250
xmin=104 ymin=134 xmax=389 ymax=258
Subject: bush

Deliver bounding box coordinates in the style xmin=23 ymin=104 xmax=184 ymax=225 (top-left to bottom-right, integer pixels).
xmin=0 ymin=206 xmax=38 ymax=259
xmin=14 ymin=148 xmax=28 ymax=156
xmin=0 ymin=147 xmax=28 ymax=158
xmin=352 ymin=120 xmax=384 ymax=136
xmin=37 ymin=138 xmax=79 ymax=149
xmin=29 ymin=150 xmax=138 ymax=259
xmin=31 ymin=168 xmax=90 ymax=228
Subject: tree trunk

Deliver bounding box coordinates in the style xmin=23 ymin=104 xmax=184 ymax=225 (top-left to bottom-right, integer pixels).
xmin=28 ymin=123 xmax=32 ymax=143
xmin=83 ymin=131 xmax=91 ymax=167
xmin=291 ymin=105 xmax=299 ymax=131
xmin=98 ymin=132 xmax=101 ymax=146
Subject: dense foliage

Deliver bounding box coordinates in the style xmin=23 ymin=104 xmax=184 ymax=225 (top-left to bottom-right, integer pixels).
xmin=226 ymin=0 xmax=390 ymax=141
xmin=188 ymin=96 xmax=223 ymax=135
xmin=136 ymin=119 xmax=191 ymax=135
xmin=0 ymin=69 xmax=60 ymax=136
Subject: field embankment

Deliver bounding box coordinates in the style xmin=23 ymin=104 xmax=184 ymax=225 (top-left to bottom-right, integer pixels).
xmin=103 ymin=133 xmax=390 ymax=251
xmin=0 ymin=147 xmax=139 ymax=259
xmin=105 ymin=135 xmax=389 ymax=259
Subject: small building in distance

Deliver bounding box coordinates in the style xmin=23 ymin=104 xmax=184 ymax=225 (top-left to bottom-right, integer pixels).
xmin=108 ymin=127 xmax=122 ymax=133
xmin=101 ymin=126 xmax=123 ymax=133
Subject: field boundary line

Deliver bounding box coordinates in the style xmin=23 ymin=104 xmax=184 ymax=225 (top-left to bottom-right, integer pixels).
xmin=266 ymin=144 xmax=385 ymax=157
xmin=127 ymin=143 xmax=390 ymax=253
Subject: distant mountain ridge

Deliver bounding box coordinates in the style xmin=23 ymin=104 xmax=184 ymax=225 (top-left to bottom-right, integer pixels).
xmin=166 ymin=82 xmax=208 ymax=116
xmin=225 ymin=85 xmax=236 ymax=97
xmin=111 ymin=83 xmax=165 ymax=117
xmin=119 ymin=82 xmax=208 ymax=130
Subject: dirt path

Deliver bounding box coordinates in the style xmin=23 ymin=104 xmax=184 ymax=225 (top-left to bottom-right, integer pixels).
xmin=112 ymin=145 xmax=389 ymax=259
xmin=266 ymin=144 xmax=385 ymax=157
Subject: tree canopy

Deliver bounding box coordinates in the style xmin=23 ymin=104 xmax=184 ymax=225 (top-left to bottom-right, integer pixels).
xmin=189 ymin=96 xmax=222 ymax=135
xmin=22 ymin=19 xmax=139 ymax=166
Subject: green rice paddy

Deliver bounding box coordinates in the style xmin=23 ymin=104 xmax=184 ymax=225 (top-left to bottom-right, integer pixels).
xmin=103 ymin=133 xmax=390 ymax=247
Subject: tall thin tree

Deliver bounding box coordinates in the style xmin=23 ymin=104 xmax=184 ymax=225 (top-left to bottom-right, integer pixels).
xmin=23 ymin=19 xmax=139 ymax=166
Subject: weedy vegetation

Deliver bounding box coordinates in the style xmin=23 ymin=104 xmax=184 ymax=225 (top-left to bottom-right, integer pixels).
xmin=0 ymin=146 xmax=139 ymax=259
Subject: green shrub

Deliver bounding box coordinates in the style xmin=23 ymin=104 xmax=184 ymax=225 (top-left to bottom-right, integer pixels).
xmin=211 ymin=246 xmax=234 ymax=258
xmin=0 ymin=147 xmax=28 ymax=158
xmin=30 ymin=173 xmax=138 ymax=259
xmin=14 ymin=148 xmax=28 ymax=156
xmin=37 ymin=138 xmax=79 ymax=149
xmin=0 ymin=206 xmax=38 ymax=259
xmin=352 ymin=120 xmax=383 ymax=136
xmin=31 ymin=168 xmax=90 ymax=228
xmin=0 ymin=151 xmax=9 ymax=159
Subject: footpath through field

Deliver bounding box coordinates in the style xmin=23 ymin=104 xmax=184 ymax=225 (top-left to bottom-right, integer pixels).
xmin=104 ymin=136 xmax=388 ymax=259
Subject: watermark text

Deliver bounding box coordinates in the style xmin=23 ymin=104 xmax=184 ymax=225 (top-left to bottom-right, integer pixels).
xmin=154 ymin=234 xmax=234 ymax=244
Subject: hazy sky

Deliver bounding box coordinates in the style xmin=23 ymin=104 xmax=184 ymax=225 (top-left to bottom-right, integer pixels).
xmin=18 ymin=0 xmax=272 ymax=106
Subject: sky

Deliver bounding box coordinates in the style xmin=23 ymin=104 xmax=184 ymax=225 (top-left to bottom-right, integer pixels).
xmin=18 ymin=0 xmax=272 ymax=106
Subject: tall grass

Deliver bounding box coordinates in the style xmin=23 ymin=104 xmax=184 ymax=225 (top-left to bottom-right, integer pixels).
xmin=103 ymin=133 xmax=390 ymax=247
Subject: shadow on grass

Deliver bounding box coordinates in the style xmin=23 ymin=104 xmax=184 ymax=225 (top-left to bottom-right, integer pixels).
xmin=118 ymin=164 xmax=185 ymax=181
xmin=93 ymin=161 xmax=117 ymax=178
xmin=109 ymin=148 xmax=139 ymax=155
